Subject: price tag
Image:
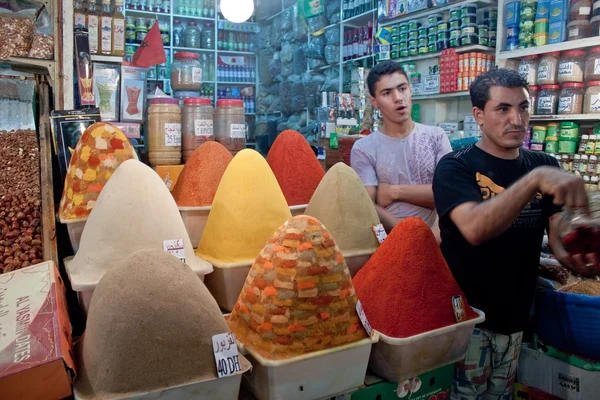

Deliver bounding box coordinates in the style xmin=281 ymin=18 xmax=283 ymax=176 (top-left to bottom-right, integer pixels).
xmin=452 ymin=295 xmax=466 ymax=323
xmin=192 ymin=67 xmax=203 ymax=83
xmin=163 ymin=239 xmax=185 ymax=262
xmin=230 ymin=123 xmax=246 ymax=138
xmin=194 ymin=119 xmax=213 ymax=137
xmin=212 ymin=332 xmax=242 ymax=378
xmin=356 ymin=300 xmax=373 ymax=337
xmin=164 ymin=123 xmax=181 ymax=147
xmin=372 ymin=223 xmax=387 ymax=244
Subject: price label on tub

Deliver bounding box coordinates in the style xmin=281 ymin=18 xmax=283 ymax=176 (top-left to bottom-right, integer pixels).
xmin=230 ymin=123 xmax=246 ymax=139
xmin=212 ymin=332 xmax=242 ymax=378
xmin=452 ymin=295 xmax=466 ymax=323
xmin=192 ymin=67 xmax=202 ymax=83
xmin=164 ymin=123 xmax=181 ymax=147
xmin=356 ymin=300 xmax=373 ymax=337
xmin=194 ymin=119 xmax=213 ymax=137
xmin=163 ymin=239 xmax=185 ymax=262
xmin=372 ymin=223 xmax=387 ymax=244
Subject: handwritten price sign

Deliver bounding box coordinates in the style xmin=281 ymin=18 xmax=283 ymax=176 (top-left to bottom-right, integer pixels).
xmin=162 ymin=239 xmax=185 ymax=262
xmin=164 ymin=123 xmax=182 ymax=147
xmin=212 ymin=332 xmax=242 ymax=378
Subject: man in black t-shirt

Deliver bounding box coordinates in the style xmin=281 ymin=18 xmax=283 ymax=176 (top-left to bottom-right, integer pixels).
xmin=433 ymin=69 xmax=599 ymax=399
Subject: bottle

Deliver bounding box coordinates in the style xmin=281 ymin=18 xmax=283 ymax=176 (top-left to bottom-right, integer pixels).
xmin=99 ymin=0 xmax=112 ymax=55
xmin=250 ymin=65 xmax=255 ymax=81
xmin=352 ymin=29 xmax=359 ymax=59
xmin=367 ymin=21 xmax=373 ymax=55
xmin=112 ymin=0 xmax=125 ymax=56
xmin=172 ymin=20 xmax=184 ymax=47
xmin=362 ymin=26 xmax=369 ymax=56
xmin=86 ymin=0 xmax=99 ymax=54
xmin=74 ymin=0 xmax=87 ymax=30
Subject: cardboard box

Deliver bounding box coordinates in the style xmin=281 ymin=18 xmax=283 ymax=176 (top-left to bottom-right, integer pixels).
xmin=154 ymin=164 xmax=185 ymax=191
xmin=549 ymin=0 xmax=568 ymax=22
xmin=536 ymin=0 xmax=550 ymax=19
xmin=111 ymin=122 xmax=141 ymax=139
xmin=0 ymin=262 xmax=75 ymax=400
xmin=505 ymin=1 xmax=521 ymax=26
xmin=518 ymin=345 xmax=600 ymax=400
xmin=351 ymin=364 xmax=453 ymax=400
xmin=549 ymin=21 xmax=567 ymax=44
xmin=514 ymin=383 xmax=560 ymax=400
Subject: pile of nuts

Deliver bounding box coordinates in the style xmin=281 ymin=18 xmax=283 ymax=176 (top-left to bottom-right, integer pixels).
xmin=28 ymin=33 xmax=54 ymax=60
xmin=0 ymin=15 xmax=36 ymax=59
xmin=0 ymin=130 xmax=43 ymax=273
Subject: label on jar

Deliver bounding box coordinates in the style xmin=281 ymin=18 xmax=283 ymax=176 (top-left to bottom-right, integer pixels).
xmin=558 ymin=62 xmax=574 ymax=77
xmin=230 ymin=123 xmax=246 ymax=139
xmin=519 ymin=63 xmax=530 ymax=77
xmin=192 ymin=67 xmax=202 ymax=83
xmin=591 ymin=94 xmax=600 ymax=112
xmin=88 ymin=16 xmax=99 ymax=53
xmin=74 ymin=12 xmax=86 ymax=29
xmin=538 ymin=96 xmax=554 ymax=111
xmin=194 ymin=119 xmax=213 ymax=136
xmin=558 ymin=96 xmax=572 ymax=113
xmin=113 ymin=19 xmax=125 ymax=52
xmin=101 ymin=16 xmax=112 ymax=51
xmin=569 ymin=28 xmax=579 ymax=38
xmin=594 ymin=59 xmax=600 ymax=75
xmin=580 ymin=6 xmax=591 ymax=15
xmin=165 ymin=123 xmax=182 ymax=146
xmin=538 ymin=65 xmax=549 ymax=81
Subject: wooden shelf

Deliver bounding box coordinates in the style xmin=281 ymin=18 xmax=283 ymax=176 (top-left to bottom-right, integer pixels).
xmin=529 ymin=114 xmax=600 ymax=121
xmin=3 ymin=57 xmax=56 ymax=82
xmin=497 ymin=37 xmax=600 ymax=60
xmin=380 ymin=0 xmax=497 ymax=27
xmin=413 ymin=91 xmax=470 ymax=101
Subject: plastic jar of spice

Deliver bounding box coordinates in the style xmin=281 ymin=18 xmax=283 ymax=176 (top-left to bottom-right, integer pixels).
xmin=558 ymin=83 xmax=585 ymax=114
xmin=560 ymin=121 xmax=580 ymax=140
xmin=545 ymin=136 xmax=559 ymax=153
xmin=148 ymin=97 xmax=182 ymax=166
xmin=589 ymin=155 xmax=598 ymax=174
xmin=567 ymin=20 xmax=592 ymax=41
xmin=538 ymin=52 xmax=560 ymax=85
xmin=579 ymin=134 xmax=590 ymax=153
xmin=558 ymin=51 xmax=586 ymax=83
xmin=537 ymin=85 xmax=560 ymax=114
xmin=591 ymin=175 xmax=599 ymax=191
xmin=214 ymin=99 xmax=246 ymax=155
xmin=182 ymin=98 xmax=214 ymax=162
xmin=570 ymin=0 xmax=593 ymax=20
xmin=574 ymin=154 xmax=582 ymax=171
xmin=585 ymin=48 xmax=600 ymax=81
xmin=529 ymin=85 xmax=540 ymax=114
xmin=519 ymin=55 xmax=539 ymax=85
xmin=580 ymin=154 xmax=590 ymax=173
xmin=559 ymin=139 xmax=578 ymax=154
xmin=171 ymin=52 xmax=202 ymax=92
xmin=583 ymin=175 xmax=591 ymax=190
xmin=584 ymin=81 xmax=600 ymax=113
xmin=587 ymin=134 xmax=597 ymax=154
xmin=547 ymin=122 xmax=560 ymax=138
xmin=532 ymin=125 xmax=547 ymax=143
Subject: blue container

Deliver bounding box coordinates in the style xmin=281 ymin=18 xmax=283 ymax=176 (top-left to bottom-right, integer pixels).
xmin=536 ymin=289 xmax=600 ymax=361
xmin=536 ymin=0 xmax=551 ymax=19
xmin=507 ymin=24 xmax=520 ymax=38
xmin=506 ymin=37 xmax=520 ymax=50
xmin=505 ymin=1 xmax=521 ymax=25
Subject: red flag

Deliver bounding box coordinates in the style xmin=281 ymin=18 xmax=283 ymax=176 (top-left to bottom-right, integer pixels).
xmin=132 ymin=21 xmax=166 ymax=68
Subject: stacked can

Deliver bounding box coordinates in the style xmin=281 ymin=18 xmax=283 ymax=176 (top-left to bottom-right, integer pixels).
xmin=483 ymin=9 xmax=498 ymax=47
xmin=437 ymin=17 xmax=449 ymax=51
xmin=457 ymin=53 xmax=496 ymax=91
xmin=505 ymin=0 xmax=521 ymax=50
xmin=534 ymin=0 xmax=550 ymax=46
xmin=418 ymin=24 xmax=428 ymax=54
xmin=518 ymin=0 xmax=536 ymax=49
xmin=408 ymin=20 xmax=420 ymax=56
xmin=460 ymin=5 xmax=478 ymax=47
xmin=428 ymin=14 xmax=442 ymax=53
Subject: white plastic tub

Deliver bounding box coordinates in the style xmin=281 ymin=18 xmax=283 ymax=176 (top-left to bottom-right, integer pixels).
xmin=178 ymin=206 xmax=211 ymax=247
xmin=368 ymin=308 xmax=485 ymax=382
xmin=74 ymin=354 xmax=251 ymax=400
xmin=240 ymin=337 xmax=375 ymax=400
xmin=289 ymin=204 xmax=307 ymax=216
xmin=61 ymin=217 xmax=87 ymax=253
xmin=204 ymin=260 xmax=252 ymax=311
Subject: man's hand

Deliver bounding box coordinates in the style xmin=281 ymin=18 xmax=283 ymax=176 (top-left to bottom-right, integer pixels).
xmin=376 ymin=183 xmax=398 ymax=208
xmin=535 ymin=166 xmax=589 ymax=208
xmin=549 ymin=214 xmax=600 ymax=277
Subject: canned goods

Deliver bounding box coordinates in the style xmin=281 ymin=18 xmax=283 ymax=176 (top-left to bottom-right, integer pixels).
xmin=428 ymin=34 xmax=436 ymax=43
xmin=409 ymin=30 xmax=418 ymax=40
xmin=486 ymin=18 xmax=497 ymax=29
xmin=437 ymin=30 xmax=448 ymax=41
xmin=391 ymin=34 xmax=400 ymax=43
xmin=418 ymin=27 xmax=428 ymax=37
xmin=534 ymin=18 xmax=549 ymax=34
xmin=408 ymin=21 xmax=420 ymax=30
xmin=449 ymin=7 xmax=461 ymax=19
xmin=484 ymin=9 xmax=498 ymax=20
xmin=469 ymin=52 xmax=477 ymax=71
xmin=450 ymin=29 xmax=461 ymax=38
xmin=391 ymin=51 xmax=399 ymax=59
xmin=428 ymin=13 xmax=443 ymax=26
xmin=400 ymin=49 xmax=409 ymax=57
xmin=457 ymin=75 xmax=463 ymax=91
xmin=478 ymin=24 xmax=489 ymax=38
xmin=399 ymin=23 xmax=408 ymax=33
xmin=437 ymin=20 xmax=449 ymax=31
xmin=392 ymin=26 xmax=400 ymax=34
xmin=437 ymin=39 xmax=449 ymax=51
xmin=428 ymin=26 xmax=437 ymax=35
xmin=399 ymin=41 xmax=408 ymax=49
xmin=391 ymin=44 xmax=400 ymax=52
xmin=418 ymin=46 xmax=428 ymax=54
xmin=450 ymin=36 xmax=460 ymax=47
xmin=428 ymin=43 xmax=437 ymax=52
xmin=479 ymin=36 xmax=489 ymax=46
xmin=450 ymin=18 xmax=461 ymax=30
xmin=507 ymin=25 xmax=519 ymax=38
xmin=461 ymin=5 xmax=477 ymax=17
xmin=461 ymin=14 xmax=477 ymax=25
xmin=418 ymin=37 xmax=427 ymax=47
xmin=477 ymin=54 xmax=484 ymax=72
xmin=400 ymin=33 xmax=409 ymax=41
xmin=409 ymin=47 xmax=418 ymax=56
xmin=409 ymin=39 xmax=418 ymax=47
xmin=461 ymin=33 xmax=478 ymax=46
xmin=461 ymin=24 xmax=477 ymax=35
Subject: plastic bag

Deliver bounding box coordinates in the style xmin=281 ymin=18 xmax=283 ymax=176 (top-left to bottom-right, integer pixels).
xmin=325 ymin=45 xmax=339 ymax=65
xmin=326 ymin=0 xmax=341 ymax=24
xmin=321 ymin=67 xmax=340 ymax=92
xmin=281 ymin=7 xmax=293 ymax=32
xmin=308 ymin=58 xmax=326 ymax=69
xmin=271 ymin=17 xmax=282 ymax=51
xmin=28 ymin=7 xmax=53 ymax=60
xmin=268 ymin=52 xmax=281 ymax=78
xmin=0 ymin=4 xmax=38 ymax=59
xmin=259 ymin=24 xmax=272 ymax=50
xmin=304 ymin=36 xmax=325 ymax=59
xmin=292 ymin=5 xmax=307 ymax=42
xmin=281 ymin=62 xmax=293 ymax=78
xmin=298 ymin=0 xmax=327 ymax=36
xmin=292 ymin=82 xmax=307 ymax=113
xmin=325 ymin=27 xmax=340 ymax=45
xmin=280 ymin=41 xmax=293 ymax=64
xmin=293 ymin=47 xmax=306 ymax=75
xmin=280 ymin=81 xmax=292 ymax=115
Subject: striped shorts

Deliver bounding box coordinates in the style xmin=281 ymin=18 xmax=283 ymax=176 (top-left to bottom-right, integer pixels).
xmin=450 ymin=328 xmax=523 ymax=400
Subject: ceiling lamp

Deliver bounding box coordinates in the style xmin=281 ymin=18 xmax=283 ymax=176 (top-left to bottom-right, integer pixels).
xmin=220 ymin=0 xmax=254 ymax=23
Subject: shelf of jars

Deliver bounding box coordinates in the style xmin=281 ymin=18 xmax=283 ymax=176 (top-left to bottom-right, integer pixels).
xmin=497 ymin=37 xmax=600 ymax=60
xmin=530 ymin=115 xmax=600 ymax=122
xmin=379 ymin=0 xmax=497 ymax=27
xmin=412 ymin=91 xmax=471 ymax=101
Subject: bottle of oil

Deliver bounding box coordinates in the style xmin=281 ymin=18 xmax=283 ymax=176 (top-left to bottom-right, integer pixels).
xmin=99 ymin=0 xmax=112 ymax=55
xmin=86 ymin=0 xmax=99 ymax=54
xmin=112 ymin=0 xmax=125 ymax=56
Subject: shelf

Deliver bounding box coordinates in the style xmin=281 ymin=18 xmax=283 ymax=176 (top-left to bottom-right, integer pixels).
xmin=412 ymin=91 xmax=470 ymax=101
xmin=343 ymin=54 xmax=376 ymax=65
xmin=497 ymin=37 xmax=600 ymax=60
xmin=311 ymin=63 xmax=339 ymax=73
xmin=529 ymin=114 xmax=600 ymax=121
xmin=343 ymin=9 xmax=377 ymax=27
xmin=172 ymin=14 xmax=215 ymax=22
xmin=124 ymin=9 xmax=170 ymax=17
xmin=217 ymin=82 xmax=257 ymax=85
xmin=3 ymin=57 xmax=55 ymax=72
xmin=379 ymin=0 xmax=497 ymax=27
xmin=172 ymin=47 xmax=215 ymax=53
xmin=392 ymin=45 xmax=495 ymax=63
xmin=91 ymin=55 xmax=123 ymax=63
xmin=218 ymin=50 xmax=255 ymax=56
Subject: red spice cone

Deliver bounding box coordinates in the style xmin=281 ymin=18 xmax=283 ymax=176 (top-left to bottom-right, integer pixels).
xmin=132 ymin=21 xmax=166 ymax=68
xmin=353 ymin=217 xmax=478 ymax=338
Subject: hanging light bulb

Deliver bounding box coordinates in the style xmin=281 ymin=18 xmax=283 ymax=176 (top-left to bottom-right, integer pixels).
xmin=220 ymin=0 xmax=254 ymax=23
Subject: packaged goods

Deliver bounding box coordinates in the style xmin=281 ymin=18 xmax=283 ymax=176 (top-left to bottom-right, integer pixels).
xmin=227 ymin=215 xmax=368 ymax=360
xmin=558 ymin=83 xmax=585 ymax=114
xmin=584 ymin=81 xmax=600 ymax=113
xmin=569 ymin=0 xmax=593 ymax=21
xmin=585 ymin=47 xmax=600 ymax=81
xmin=558 ymin=51 xmax=585 ymax=83
xmin=59 ymin=122 xmax=137 ymax=221
xmin=353 ymin=218 xmax=479 ymax=338
xmin=529 ymin=85 xmax=540 ymax=114
xmin=519 ymin=55 xmax=540 ymax=85
xmin=266 ymin=130 xmax=325 ymax=206
xmin=538 ymin=52 xmax=560 ymax=85
xmin=537 ymin=85 xmax=560 ymax=114
xmin=171 ymin=142 xmax=233 ymax=207
xmin=549 ymin=21 xmax=567 ymax=43
xmin=562 ymin=280 xmax=600 ymax=295
xmin=567 ymin=20 xmax=592 ymax=40
xmin=0 ymin=9 xmax=36 ymax=59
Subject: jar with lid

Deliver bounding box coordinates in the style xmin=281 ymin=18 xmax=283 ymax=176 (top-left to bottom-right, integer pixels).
xmin=201 ymin=24 xmax=213 ymax=49
xmin=575 ymin=154 xmax=582 ymax=171
xmin=567 ymin=20 xmax=592 ymax=41
xmin=558 ymin=51 xmax=586 ymax=83
xmin=591 ymin=176 xmax=599 ymax=191
xmin=545 ymin=136 xmax=559 ymax=153
xmin=547 ymin=122 xmax=560 ymax=138
xmin=589 ymin=155 xmax=598 ymax=174
xmin=214 ymin=99 xmax=246 ymax=155
xmin=184 ymin=21 xmax=201 ymax=48
xmin=529 ymin=85 xmax=540 ymax=114
xmin=584 ymin=81 xmax=600 ymax=113
xmin=148 ymin=97 xmax=182 ymax=166
xmin=171 ymin=52 xmax=202 ymax=92
xmin=559 ymin=191 xmax=600 ymax=258
xmin=585 ymin=47 xmax=600 ymax=81
xmin=583 ymin=175 xmax=592 ymax=191
xmin=580 ymin=154 xmax=590 ymax=173
xmin=537 ymin=85 xmax=560 ymax=114
xmin=579 ymin=134 xmax=590 ymax=153
xmin=587 ymin=134 xmax=597 ymax=154
xmin=558 ymin=83 xmax=585 ymax=114
xmin=570 ymin=0 xmax=593 ymax=21
xmin=519 ymin=55 xmax=539 ymax=85
xmin=182 ymin=98 xmax=214 ymax=162
xmin=537 ymin=52 xmax=560 ymax=85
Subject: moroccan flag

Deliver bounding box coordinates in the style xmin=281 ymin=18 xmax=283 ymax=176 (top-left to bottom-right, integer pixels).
xmin=132 ymin=20 xmax=166 ymax=68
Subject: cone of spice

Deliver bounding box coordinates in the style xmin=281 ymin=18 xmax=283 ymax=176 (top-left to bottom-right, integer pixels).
xmin=266 ymin=130 xmax=325 ymax=206
xmin=305 ymin=162 xmax=380 ymax=255
xmin=196 ymin=149 xmax=292 ymax=265
xmin=67 ymin=159 xmax=212 ymax=289
xmin=59 ymin=122 xmax=137 ymax=220
xmin=353 ymin=217 xmax=479 ymax=338
xmin=172 ymin=141 xmax=233 ymax=207
xmin=227 ymin=215 xmax=368 ymax=360
xmin=74 ymin=249 xmax=250 ymax=399
xmin=561 ymin=280 xmax=600 ymax=296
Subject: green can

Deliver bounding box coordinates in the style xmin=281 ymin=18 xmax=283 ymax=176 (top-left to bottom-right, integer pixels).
xmin=428 ymin=34 xmax=436 ymax=43
xmin=478 ymin=24 xmax=489 ymax=38
xmin=399 ymin=40 xmax=408 ymax=49
xmin=408 ymin=21 xmax=420 ymax=30
xmin=546 ymin=123 xmax=560 ymax=138
xmin=559 ymin=122 xmax=579 ymax=140
xmin=450 ymin=18 xmax=461 ymax=30
xmin=428 ymin=43 xmax=437 ymax=52
xmin=534 ymin=18 xmax=549 ymax=34
xmin=399 ymin=23 xmax=408 ymax=33
xmin=409 ymin=39 xmax=418 ymax=47
xmin=400 ymin=32 xmax=409 ymax=42
xmin=437 ymin=20 xmax=449 ymax=31
xmin=391 ymin=44 xmax=400 ymax=52
xmin=409 ymin=46 xmax=418 ymax=56
xmin=449 ymin=36 xmax=460 ymax=47
xmin=418 ymin=46 xmax=428 ymax=54
xmin=428 ymin=26 xmax=437 ymax=36
xmin=545 ymin=137 xmax=559 ymax=153
xmin=428 ymin=13 xmax=443 ymax=26
xmin=594 ymin=122 xmax=600 ymax=135
xmin=437 ymin=30 xmax=448 ymax=41
xmin=418 ymin=37 xmax=427 ymax=47
xmin=391 ymin=34 xmax=400 ymax=44
xmin=449 ymin=7 xmax=461 ymax=19
xmin=532 ymin=126 xmax=547 ymax=143
xmin=479 ymin=36 xmax=489 ymax=46
xmin=418 ymin=27 xmax=428 ymax=37
xmin=558 ymin=139 xmax=578 ymax=154
xmin=400 ymin=49 xmax=409 ymax=57
xmin=392 ymin=26 xmax=400 ymax=35
xmin=486 ymin=18 xmax=497 ymax=29
xmin=391 ymin=51 xmax=399 ymax=59
xmin=450 ymin=28 xmax=461 ymax=38
xmin=409 ymin=30 xmax=419 ymax=40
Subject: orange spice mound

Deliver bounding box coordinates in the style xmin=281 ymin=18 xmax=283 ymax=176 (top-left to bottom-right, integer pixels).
xmin=266 ymin=130 xmax=325 ymax=206
xmin=172 ymin=142 xmax=233 ymax=206
xmin=227 ymin=215 xmax=368 ymax=360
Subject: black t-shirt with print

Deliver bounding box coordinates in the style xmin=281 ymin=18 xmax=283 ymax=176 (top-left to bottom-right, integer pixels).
xmin=433 ymin=145 xmax=561 ymax=335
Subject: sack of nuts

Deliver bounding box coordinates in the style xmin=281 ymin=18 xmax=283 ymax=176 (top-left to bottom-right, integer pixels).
xmin=0 ymin=13 xmax=36 ymax=59
xmin=28 ymin=33 xmax=53 ymax=60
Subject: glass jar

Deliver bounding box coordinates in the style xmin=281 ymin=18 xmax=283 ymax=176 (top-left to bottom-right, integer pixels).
xmin=519 ymin=55 xmax=540 ymax=85
xmin=570 ymin=0 xmax=593 ymax=21
xmin=585 ymin=47 xmax=600 ymax=81
xmin=148 ymin=97 xmax=182 ymax=166
xmin=171 ymin=52 xmax=202 ymax=92
xmin=567 ymin=19 xmax=592 ymax=41
xmin=558 ymin=82 xmax=585 ymax=114
xmin=538 ymin=52 xmax=560 ymax=85
xmin=559 ymin=191 xmax=600 ymax=258
xmin=125 ymin=24 xmax=136 ymax=44
xmin=214 ymin=99 xmax=246 ymax=155
xmin=580 ymin=154 xmax=590 ymax=173
xmin=589 ymin=155 xmax=598 ymax=174
xmin=537 ymin=84 xmax=560 ymax=115
xmin=201 ymin=24 xmax=213 ymax=49
xmin=584 ymin=81 xmax=600 ymax=113
xmin=587 ymin=134 xmax=597 ymax=154
xmin=529 ymin=85 xmax=540 ymax=115
xmin=579 ymin=134 xmax=590 ymax=153
xmin=184 ymin=21 xmax=201 ymax=48
xmin=182 ymin=98 xmax=214 ymax=162
xmin=173 ymin=19 xmax=184 ymax=47
xmin=558 ymin=50 xmax=586 ymax=83
xmin=591 ymin=176 xmax=599 ymax=191
xmin=584 ymin=175 xmax=591 ymax=191
xmin=135 ymin=26 xmax=147 ymax=44
xmin=574 ymin=154 xmax=582 ymax=172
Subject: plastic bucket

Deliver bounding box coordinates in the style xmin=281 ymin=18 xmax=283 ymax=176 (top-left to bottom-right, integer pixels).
xmin=203 ymin=260 xmax=252 ymax=311
xmin=60 ymin=217 xmax=87 ymax=253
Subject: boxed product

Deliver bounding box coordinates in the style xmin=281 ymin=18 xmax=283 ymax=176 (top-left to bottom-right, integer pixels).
xmin=549 ymin=0 xmax=568 ymax=22
xmin=111 ymin=122 xmax=141 ymax=139
xmin=154 ymin=165 xmax=185 ymax=191
xmin=518 ymin=345 xmax=600 ymax=400
xmin=439 ymin=122 xmax=461 ymax=131
xmin=0 ymin=261 xmax=75 ymax=400
xmin=514 ymin=383 xmax=560 ymax=400
xmin=549 ymin=21 xmax=567 ymax=43
xmin=505 ymin=1 xmax=522 ymax=25
xmin=536 ymin=0 xmax=551 ymax=19
xmin=407 ymin=0 xmax=428 ymax=13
